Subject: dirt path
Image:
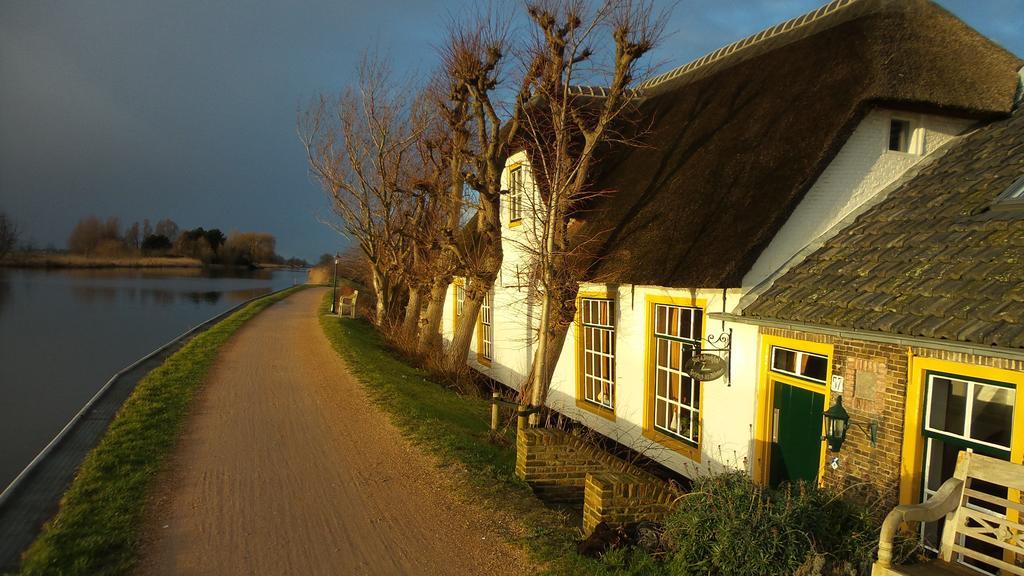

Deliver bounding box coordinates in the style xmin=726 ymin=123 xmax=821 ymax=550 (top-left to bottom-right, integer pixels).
xmin=136 ymin=288 xmax=535 ymax=576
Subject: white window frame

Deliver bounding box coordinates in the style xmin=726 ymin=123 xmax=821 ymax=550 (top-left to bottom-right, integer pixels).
xmin=455 ymin=283 xmax=465 ymax=318
xmin=919 ymin=372 xmax=1015 ymax=570
xmin=887 ymin=115 xmax=922 ymax=155
xmin=479 ymin=289 xmax=493 ymax=361
xmin=769 ymin=346 xmax=829 ymax=384
xmin=652 ymin=304 xmax=703 ymax=445
xmin=508 ymin=166 xmax=524 ymax=223
xmin=580 ymin=298 xmax=615 ymax=410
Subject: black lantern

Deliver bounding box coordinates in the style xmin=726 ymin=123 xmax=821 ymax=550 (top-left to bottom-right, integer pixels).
xmin=823 ymin=395 xmax=850 ymax=452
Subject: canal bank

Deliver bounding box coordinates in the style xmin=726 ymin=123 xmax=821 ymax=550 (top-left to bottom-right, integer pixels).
xmin=1 ymin=285 xmax=306 ymax=575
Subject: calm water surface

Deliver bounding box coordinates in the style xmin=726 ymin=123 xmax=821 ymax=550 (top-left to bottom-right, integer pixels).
xmin=0 ymin=267 xmax=303 ymax=489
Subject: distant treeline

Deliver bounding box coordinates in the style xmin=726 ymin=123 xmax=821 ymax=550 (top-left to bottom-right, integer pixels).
xmin=66 ymin=216 xmax=304 ymax=267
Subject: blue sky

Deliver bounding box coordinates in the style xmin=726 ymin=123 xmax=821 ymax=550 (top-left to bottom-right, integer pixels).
xmin=1 ymin=0 xmax=1021 ymax=260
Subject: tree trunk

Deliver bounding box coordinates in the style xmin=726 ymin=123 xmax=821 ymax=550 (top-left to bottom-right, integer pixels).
xmin=445 ymin=286 xmax=486 ymax=371
xmin=418 ymin=276 xmax=451 ymax=354
xmin=527 ymin=281 xmax=579 ymax=425
xmin=401 ymin=286 xmax=422 ymax=345
xmin=370 ymin=266 xmax=389 ymax=327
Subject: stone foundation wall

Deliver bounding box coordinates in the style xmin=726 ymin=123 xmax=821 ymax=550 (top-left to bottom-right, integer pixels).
xmin=583 ymin=472 xmax=678 ymax=535
xmin=516 ymin=428 xmax=679 ymax=534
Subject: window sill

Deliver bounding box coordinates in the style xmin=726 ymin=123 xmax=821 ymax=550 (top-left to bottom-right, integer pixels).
xmin=476 ymin=354 xmax=492 ymax=367
xmin=576 ymin=398 xmax=616 ymax=422
xmin=642 ymin=428 xmax=701 ymax=462
xmin=509 ymin=219 xmax=523 ymax=229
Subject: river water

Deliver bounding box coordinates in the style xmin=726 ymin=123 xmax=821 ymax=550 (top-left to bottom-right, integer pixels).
xmin=0 ymin=267 xmax=303 ymax=490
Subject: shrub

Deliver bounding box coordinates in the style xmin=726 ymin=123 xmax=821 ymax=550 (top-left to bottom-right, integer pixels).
xmin=662 ymin=472 xmax=884 ymax=576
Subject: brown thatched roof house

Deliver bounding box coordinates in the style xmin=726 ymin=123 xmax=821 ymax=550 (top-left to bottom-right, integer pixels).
xmin=443 ymin=0 xmax=1024 ymax=525
xmin=578 ymin=0 xmax=1020 ymax=288
xmin=740 ymin=109 xmax=1024 ymax=349
xmin=719 ymin=105 xmax=1024 ymax=559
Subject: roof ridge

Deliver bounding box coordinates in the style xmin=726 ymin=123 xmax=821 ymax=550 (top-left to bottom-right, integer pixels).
xmin=639 ymin=0 xmax=861 ymax=90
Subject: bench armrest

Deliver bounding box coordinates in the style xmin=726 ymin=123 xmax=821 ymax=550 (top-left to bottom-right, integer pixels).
xmin=876 ymin=477 xmax=963 ymax=568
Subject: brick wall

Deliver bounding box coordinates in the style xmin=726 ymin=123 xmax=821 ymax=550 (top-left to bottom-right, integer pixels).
xmin=762 ymin=327 xmax=907 ymax=507
xmin=761 ymin=327 xmax=1024 ymax=509
xmin=517 ymin=428 xmax=679 ymax=533
xmin=583 ymin=472 xmax=677 ymax=535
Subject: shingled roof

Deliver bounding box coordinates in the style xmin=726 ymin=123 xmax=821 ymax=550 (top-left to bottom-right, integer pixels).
xmin=576 ymin=0 xmax=1020 ymax=288
xmin=743 ymin=108 xmax=1024 ymax=349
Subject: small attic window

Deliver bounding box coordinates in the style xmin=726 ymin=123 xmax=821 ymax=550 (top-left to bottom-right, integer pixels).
xmin=888 ymin=118 xmax=912 ymax=152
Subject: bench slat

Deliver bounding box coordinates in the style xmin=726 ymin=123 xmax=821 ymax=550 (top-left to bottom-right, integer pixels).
xmin=950 ymin=543 xmax=1024 ymax=575
xmin=962 ymin=488 xmax=1024 ymax=515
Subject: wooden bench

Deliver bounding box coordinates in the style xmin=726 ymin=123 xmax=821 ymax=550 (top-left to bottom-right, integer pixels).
xmin=873 ymin=451 xmax=1023 ymax=576
xmin=337 ymin=288 xmax=358 ymax=319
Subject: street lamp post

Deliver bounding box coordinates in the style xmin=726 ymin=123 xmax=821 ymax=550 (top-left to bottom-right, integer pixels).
xmin=331 ymin=254 xmax=339 ymax=314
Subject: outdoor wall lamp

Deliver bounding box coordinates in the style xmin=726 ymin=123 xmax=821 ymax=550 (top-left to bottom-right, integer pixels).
xmin=822 ymin=395 xmax=878 ymax=452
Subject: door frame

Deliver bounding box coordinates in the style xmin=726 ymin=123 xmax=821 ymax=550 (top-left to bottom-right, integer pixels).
xmin=754 ymin=334 xmax=834 ymax=485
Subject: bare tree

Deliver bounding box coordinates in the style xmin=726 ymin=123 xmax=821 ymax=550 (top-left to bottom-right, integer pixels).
xmin=436 ymin=9 xmax=536 ymax=371
xmin=0 ymin=212 xmax=19 ymax=259
xmin=515 ymin=0 xmax=664 ymax=418
xmin=300 ymin=56 xmax=424 ymax=327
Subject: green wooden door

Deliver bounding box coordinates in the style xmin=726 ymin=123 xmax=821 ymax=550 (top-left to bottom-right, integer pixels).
xmin=769 ymin=381 xmax=825 ymax=487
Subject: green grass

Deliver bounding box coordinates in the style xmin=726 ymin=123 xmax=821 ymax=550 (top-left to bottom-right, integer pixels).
xmin=318 ymin=292 xmax=657 ymax=575
xmin=16 ymin=286 xmax=307 ymax=576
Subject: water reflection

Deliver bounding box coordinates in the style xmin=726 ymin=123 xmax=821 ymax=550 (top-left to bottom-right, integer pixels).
xmin=0 ymin=270 xmax=9 ymax=317
xmin=0 ymin=267 xmax=296 ymax=489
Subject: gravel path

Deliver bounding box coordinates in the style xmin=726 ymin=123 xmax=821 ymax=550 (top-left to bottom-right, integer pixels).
xmin=136 ymin=288 xmax=535 ymax=576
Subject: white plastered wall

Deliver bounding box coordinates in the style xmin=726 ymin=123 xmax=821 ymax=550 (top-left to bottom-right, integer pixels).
xmin=743 ymin=108 xmax=974 ymax=288
xmin=544 ymin=284 xmax=759 ymax=478
xmin=437 ymin=107 xmax=975 ymax=479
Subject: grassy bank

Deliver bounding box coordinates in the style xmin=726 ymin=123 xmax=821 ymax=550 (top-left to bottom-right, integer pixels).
xmin=318 ymin=293 xmax=639 ymax=575
xmin=15 ymin=285 xmax=307 ymax=576
xmin=0 ymin=252 xmax=203 ymax=269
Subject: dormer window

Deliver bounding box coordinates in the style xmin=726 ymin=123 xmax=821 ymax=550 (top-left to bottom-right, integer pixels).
xmin=508 ymin=166 xmax=524 ymax=225
xmin=888 ymin=118 xmax=913 ymax=153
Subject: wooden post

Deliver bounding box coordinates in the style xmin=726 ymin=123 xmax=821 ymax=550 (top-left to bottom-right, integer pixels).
xmin=491 ymin=391 xmax=500 ymax=432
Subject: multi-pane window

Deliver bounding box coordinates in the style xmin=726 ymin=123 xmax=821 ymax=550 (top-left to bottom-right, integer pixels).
xmin=770 ymin=346 xmax=828 ymax=383
xmin=508 ymin=166 xmax=524 ymax=223
xmin=580 ymin=298 xmax=615 ymax=410
xmin=455 ymin=283 xmax=465 ymax=318
xmin=479 ymin=289 xmax=493 ymax=361
xmin=652 ymin=304 xmax=703 ymax=444
xmin=920 ymin=372 xmax=1015 ymax=565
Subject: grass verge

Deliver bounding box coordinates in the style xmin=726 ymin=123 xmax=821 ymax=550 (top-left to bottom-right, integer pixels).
xmin=318 ymin=291 xmax=645 ymax=575
xmin=16 ymin=285 xmax=307 ymax=576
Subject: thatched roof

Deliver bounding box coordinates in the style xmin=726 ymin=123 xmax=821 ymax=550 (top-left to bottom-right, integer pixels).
xmin=743 ymin=108 xmax=1024 ymax=349
xmin=575 ymin=0 xmax=1021 ymax=288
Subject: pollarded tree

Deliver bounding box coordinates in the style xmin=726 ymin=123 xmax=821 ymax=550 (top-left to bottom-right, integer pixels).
xmin=515 ymin=0 xmax=665 ymax=417
xmin=436 ymin=10 xmax=537 ymax=372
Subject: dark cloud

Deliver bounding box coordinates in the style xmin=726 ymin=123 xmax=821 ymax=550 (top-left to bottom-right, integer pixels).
xmin=1 ymin=1 xmax=1020 ymax=260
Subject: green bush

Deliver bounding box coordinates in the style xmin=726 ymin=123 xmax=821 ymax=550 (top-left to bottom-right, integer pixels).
xmin=662 ymin=472 xmax=883 ymax=576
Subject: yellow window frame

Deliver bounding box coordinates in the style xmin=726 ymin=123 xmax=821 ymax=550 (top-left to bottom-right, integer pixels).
xmin=642 ymin=294 xmax=707 ymax=462
xmin=575 ymin=288 xmax=616 ymax=421
xmin=752 ymin=334 xmax=834 ymax=486
xmin=898 ymin=354 xmax=1023 ymax=526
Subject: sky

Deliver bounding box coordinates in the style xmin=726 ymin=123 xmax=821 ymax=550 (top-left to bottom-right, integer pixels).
xmin=1 ymin=1 xmax=1021 ymax=261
